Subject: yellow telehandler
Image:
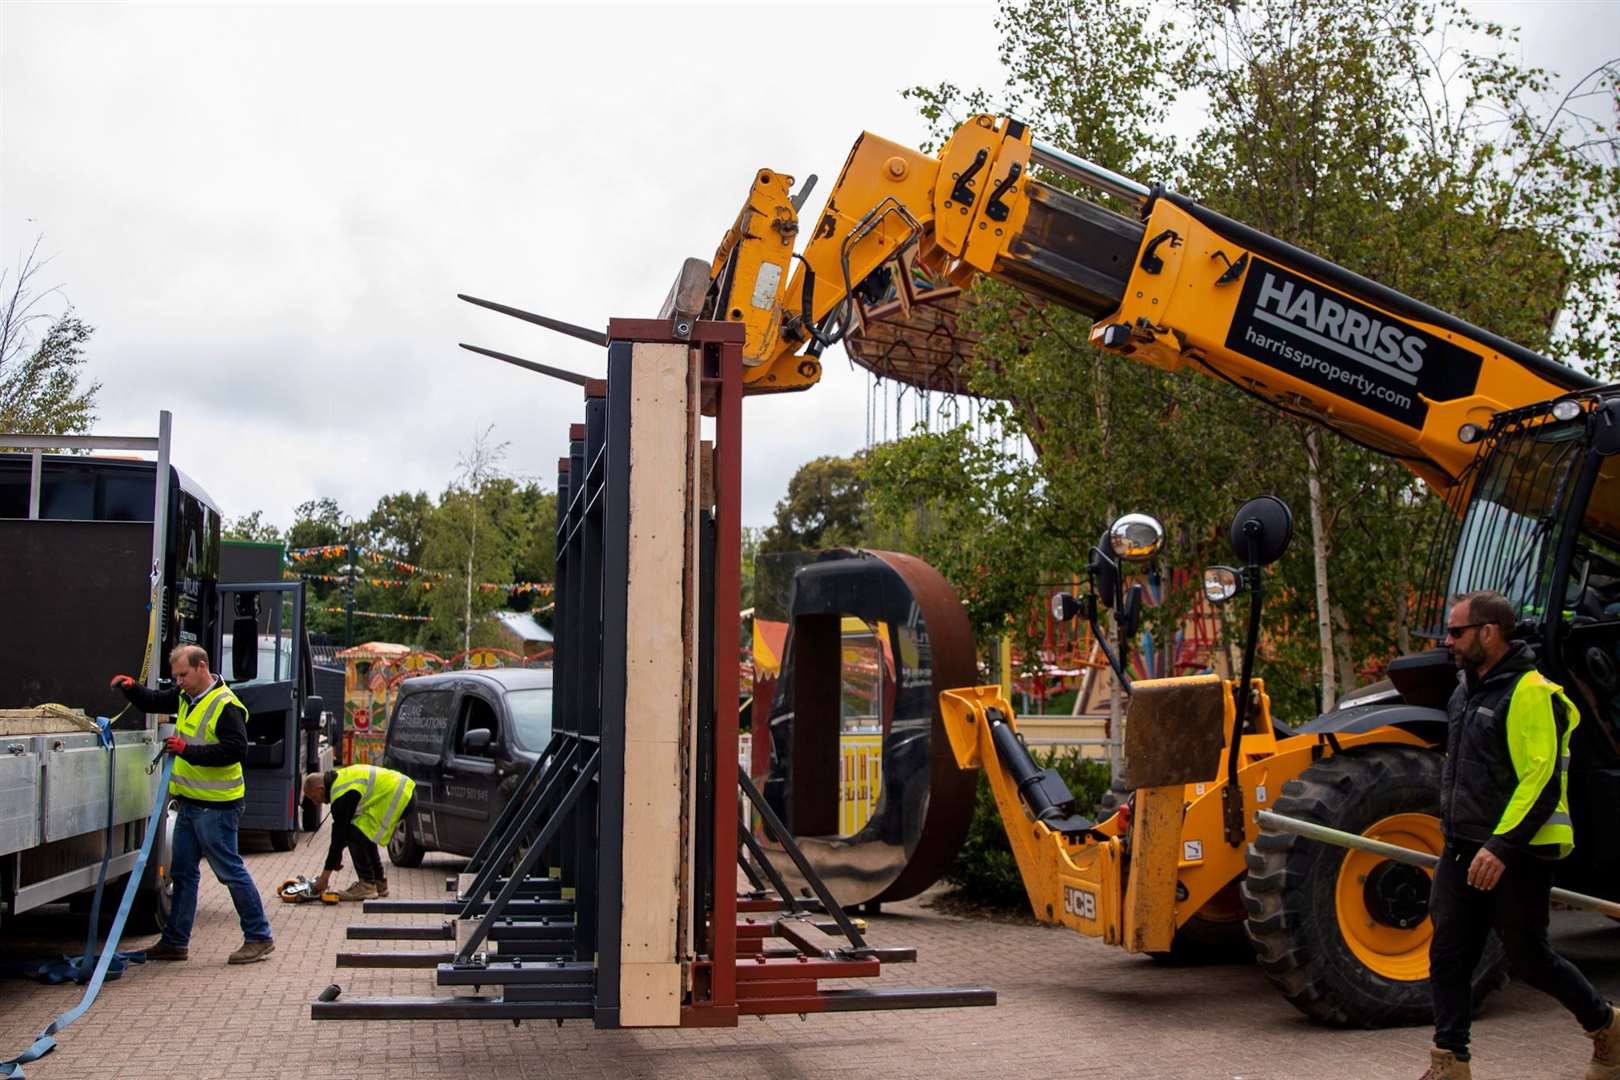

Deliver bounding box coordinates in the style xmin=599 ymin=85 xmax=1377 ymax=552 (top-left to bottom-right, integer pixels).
xmin=697 ymin=114 xmax=1620 ymax=1027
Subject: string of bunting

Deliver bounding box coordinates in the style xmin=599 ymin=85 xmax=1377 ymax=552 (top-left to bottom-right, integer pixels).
xmin=316 ymin=606 xmax=435 ymax=623
xmin=284 ymin=546 xmax=553 ymax=596
xmin=286 ymin=544 xmax=448 ymax=578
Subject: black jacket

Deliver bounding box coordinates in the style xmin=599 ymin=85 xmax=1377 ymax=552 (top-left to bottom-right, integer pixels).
xmin=118 ymin=677 xmax=249 ymax=808
xmin=324 ymin=769 xmax=363 ymax=871
xmin=1440 ymin=642 xmax=1568 ymax=859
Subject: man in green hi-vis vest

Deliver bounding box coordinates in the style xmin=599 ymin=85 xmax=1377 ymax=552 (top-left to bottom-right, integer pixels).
xmin=303 ymin=764 xmax=416 ymax=902
xmin=111 ymin=645 xmax=274 ymax=965
xmin=1423 ymin=591 xmax=1617 ymax=1080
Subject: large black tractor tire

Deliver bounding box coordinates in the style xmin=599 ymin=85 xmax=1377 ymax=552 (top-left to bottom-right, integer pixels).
xmin=1241 ymin=746 xmax=1508 ymax=1027
xmin=388 ymin=820 xmax=425 ymax=868
xmin=269 ymin=828 xmax=298 ymax=852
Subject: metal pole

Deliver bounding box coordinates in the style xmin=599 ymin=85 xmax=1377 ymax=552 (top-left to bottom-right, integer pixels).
xmin=1256 ymin=810 xmax=1620 ymax=919
xmin=27 ymin=450 xmax=41 ymax=519
xmin=146 ymin=411 xmax=173 ymax=699
xmin=344 ymin=531 xmax=356 ymax=648
xmin=1029 ymin=141 xmax=1153 ymax=205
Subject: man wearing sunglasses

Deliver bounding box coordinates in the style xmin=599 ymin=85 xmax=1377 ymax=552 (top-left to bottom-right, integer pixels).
xmin=1423 ymin=590 xmax=1617 ymax=1080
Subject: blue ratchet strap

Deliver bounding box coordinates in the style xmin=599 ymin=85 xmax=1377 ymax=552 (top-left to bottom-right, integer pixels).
xmin=14 ymin=719 xmax=144 ymax=986
xmin=1 ymin=753 xmax=175 ymax=1078
xmin=78 ymin=719 xmax=115 ymax=980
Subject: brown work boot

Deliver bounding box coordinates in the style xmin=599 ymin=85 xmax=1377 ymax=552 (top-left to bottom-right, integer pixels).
xmin=227 ymin=939 xmax=275 ymax=965
xmin=374 ymin=878 xmax=389 ymax=898
xmin=334 ymin=879 xmax=380 ymax=901
xmin=1420 ymin=1047 xmax=1471 ymax=1080
xmin=1587 ymin=1004 xmax=1620 ymax=1080
xmin=144 ymin=940 xmax=188 ymax=962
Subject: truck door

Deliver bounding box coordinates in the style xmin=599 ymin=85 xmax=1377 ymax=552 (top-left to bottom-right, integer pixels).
xmin=214 ymin=581 xmax=304 ymax=835
xmin=438 ymin=684 xmax=506 ymax=853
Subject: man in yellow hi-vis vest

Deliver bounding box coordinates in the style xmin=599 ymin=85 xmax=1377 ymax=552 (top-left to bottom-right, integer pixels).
xmin=1423 ymin=591 xmax=1617 ymax=1080
xmin=302 ymin=764 xmax=416 ymax=902
xmin=110 ymin=644 xmax=274 ymax=965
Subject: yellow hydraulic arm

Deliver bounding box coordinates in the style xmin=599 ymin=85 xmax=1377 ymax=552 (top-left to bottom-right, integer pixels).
xmin=712 ymin=115 xmax=1595 ymax=490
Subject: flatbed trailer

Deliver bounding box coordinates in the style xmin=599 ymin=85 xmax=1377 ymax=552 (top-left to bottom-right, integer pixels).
xmin=0 ymin=413 xmax=326 ymax=927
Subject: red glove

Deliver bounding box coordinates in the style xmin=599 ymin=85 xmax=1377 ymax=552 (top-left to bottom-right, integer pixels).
xmin=164 ymin=735 xmax=187 ymax=756
xmin=110 ymin=674 xmax=136 ymax=691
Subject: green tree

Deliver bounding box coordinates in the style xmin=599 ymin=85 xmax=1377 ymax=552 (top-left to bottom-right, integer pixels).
xmin=224 ymin=510 xmax=282 ymax=543
xmin=495 ymin=479 xmax=557 ymax=615
xmin=761 ymin=453 xmax=871 ymax=553
xmin=283 ymin=498 xmax=351 ymax=639
xmin=0 ymin=241 xmax=98 ymax=438
xmin=265 ymin=454 xmax=559 ymax=651
xmin=740 ymin=525 xmax=765 ymax=612
xmin=366 ymin=491 xmax=432 ymax=566
xmin=286 ymin=497 xmax=345 ymax=549
xmin=421 ymin=428 xmax=511 ymax=655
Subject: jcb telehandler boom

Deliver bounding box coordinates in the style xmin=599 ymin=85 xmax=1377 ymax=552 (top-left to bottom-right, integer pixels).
xmin=708 ymin=115 xmax=1620 ymax=1028
xmin=711 ymin=114 xmax=1592 ymax=490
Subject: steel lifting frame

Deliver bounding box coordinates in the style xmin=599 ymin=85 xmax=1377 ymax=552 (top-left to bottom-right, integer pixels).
xmin=313 ymin=317 xmax=993 ymax=1024
xmin=316 ymin=351 xmax=627 ymax=1020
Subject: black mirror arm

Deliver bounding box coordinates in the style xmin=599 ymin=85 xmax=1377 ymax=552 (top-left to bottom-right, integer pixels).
xmin=1221 ymin=538 xmax=1265 ymax=846
xmin=1087 ymin=595 xmax=1132 ymax=696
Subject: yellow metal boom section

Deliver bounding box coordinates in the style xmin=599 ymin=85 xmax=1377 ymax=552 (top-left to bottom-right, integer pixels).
xmin=718 ymin=115 xmax=1593 ymax=488
xmin=714 ymin=116 xmax=1030 ymax=394
xmin=938 ymin=681 xmax=1431 ymax=950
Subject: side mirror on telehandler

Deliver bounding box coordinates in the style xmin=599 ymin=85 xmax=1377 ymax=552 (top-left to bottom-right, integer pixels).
xmin=1074 ymin=512 xmax=1166 ymax=695
xmin=1214 ymin=495 xmax=1293 ymax=844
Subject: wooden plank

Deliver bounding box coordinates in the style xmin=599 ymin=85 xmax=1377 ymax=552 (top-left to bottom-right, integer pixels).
xmin=618 ymin=340 xmax=692 ymax=1026
xmin=775 ymin=916 xmax=851 ymax=959
xmin=619 ymin=961 xmax=683 ymax=1027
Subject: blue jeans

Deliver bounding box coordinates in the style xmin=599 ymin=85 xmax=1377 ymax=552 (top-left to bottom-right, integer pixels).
xmin=165 ymin=801 xmax=272 ymax=947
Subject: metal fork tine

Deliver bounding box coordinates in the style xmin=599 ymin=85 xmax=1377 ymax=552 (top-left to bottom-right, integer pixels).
xmin=457 ymin=293 xmax=608 ymax=347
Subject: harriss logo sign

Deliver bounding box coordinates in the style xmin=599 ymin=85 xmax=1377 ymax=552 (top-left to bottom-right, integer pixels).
xmin=1224 ymin=258 xmax=1482 ymax=429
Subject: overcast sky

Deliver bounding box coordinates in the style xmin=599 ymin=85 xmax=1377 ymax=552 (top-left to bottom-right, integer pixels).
xmin=2 ymin=1 xmax=1615 ymax=535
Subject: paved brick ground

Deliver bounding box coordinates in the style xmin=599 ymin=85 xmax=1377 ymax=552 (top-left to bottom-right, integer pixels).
xmin=1 ymin=819 xmax=1615 ymax=1080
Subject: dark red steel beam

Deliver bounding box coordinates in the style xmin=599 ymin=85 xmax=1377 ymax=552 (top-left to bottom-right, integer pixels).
xmin=705 ymin=323 xmax=744 ymax=1016
xmin=734 ymin=957 xmax=881 ymax=981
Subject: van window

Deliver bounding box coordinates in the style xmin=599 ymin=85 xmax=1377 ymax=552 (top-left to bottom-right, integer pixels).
xmin=506 ymin=688 xmax=553 ymax=751
xmin=389 ymin=689 xmax=454 ymax=761
xmin=454 ymin=693 xmax=501 ymax=758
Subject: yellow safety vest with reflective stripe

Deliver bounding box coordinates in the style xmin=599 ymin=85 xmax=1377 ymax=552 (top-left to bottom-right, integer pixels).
xmin=171 ymin=680 xmax=246 ymax=802
xmin=1497 ymin=670 xmax=1580 ymax=857
xmin=331 ymin=764 xmax=416 ymax=844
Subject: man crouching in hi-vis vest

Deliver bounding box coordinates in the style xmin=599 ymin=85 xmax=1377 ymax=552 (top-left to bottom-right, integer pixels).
xmin=302 ymin=765 xmax=416 ymax=902
xmin=1423 ymin=590 xmax=1618 ymax=1080
xmin=109 ymin=644 xmax=275 ymax=964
